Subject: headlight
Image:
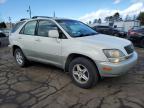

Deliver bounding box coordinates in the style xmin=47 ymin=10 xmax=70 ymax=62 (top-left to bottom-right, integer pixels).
xmin=103 ymin=49 xmax=126 ymax=63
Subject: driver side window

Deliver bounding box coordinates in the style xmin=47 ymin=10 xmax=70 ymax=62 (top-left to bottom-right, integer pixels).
xmin=37 ymin=20 xmax=58 ymax=37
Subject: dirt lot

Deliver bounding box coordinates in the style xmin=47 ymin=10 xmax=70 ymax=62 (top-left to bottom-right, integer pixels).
xmin=0 ymin=46 xmax=144 ymax=108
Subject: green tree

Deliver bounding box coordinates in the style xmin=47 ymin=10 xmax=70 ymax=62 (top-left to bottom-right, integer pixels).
xmin=89 ymin=21 xmax=92 ymax=24
xmin=137 ymin=12 xmax=144 ymax=25
xmin=113 ymin=12 xmax=120 ymax=21
xmin=0 ymin=22 xmax=7 ymax=28
xmin=105 ymin=16 xmax=110 ymax=22
xmin=98 ymin=18 xmax=102 ymax=24
xmin=105 ymin=12 xmax=122 ymax=22
xmin=93 ymin=19 xmax=98 ymax=24
xmin=105 ymin=16 xmax=113 ymax=22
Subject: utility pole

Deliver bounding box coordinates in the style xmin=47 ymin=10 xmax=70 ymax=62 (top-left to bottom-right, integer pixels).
xmin=27 ymin=6 xmax=32 ymax=18
xmin=8 ymin=17 xmax=12 ymax=29
xmin=53 ymin=11 xmax=56 ymax=18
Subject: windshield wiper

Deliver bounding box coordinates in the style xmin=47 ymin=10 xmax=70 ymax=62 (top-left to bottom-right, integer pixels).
xmin=87 ymin=33 xmax=99 ymax=36
xmin=74 ymin=33 xmax=98 ymax=38
xmin=73 ymin=33 xmax=87 ymax=37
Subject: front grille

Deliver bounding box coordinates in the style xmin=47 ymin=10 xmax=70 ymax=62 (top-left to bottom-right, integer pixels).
xmin=124 ymin=44 xmax=134 ymax=54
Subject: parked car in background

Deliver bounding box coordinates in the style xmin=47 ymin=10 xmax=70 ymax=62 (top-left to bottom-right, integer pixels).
xmin=2 ymin=29 xmax=11 ymax=37
xmin=128 ymin=27 xmax=144 ymax=48
xmin=0 ymin=29 xmax=11 ymax=37
xmin=0 ymin=29 xmax=9 ymax=47
xmin=0 ymin=29 xmax=6 ymax=37
xmin=92 ymin=26 xmax=127 ymax=38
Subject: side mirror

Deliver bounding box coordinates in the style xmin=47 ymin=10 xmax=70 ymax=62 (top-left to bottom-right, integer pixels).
xmin=48 ymin=30 xmax=59 ymax=38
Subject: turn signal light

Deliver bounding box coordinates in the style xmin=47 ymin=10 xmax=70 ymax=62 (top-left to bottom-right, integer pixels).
xmin=102 ymin=67 xmax=112 ymax=71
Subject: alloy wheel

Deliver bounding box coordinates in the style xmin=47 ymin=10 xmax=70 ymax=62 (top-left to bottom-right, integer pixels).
xmin=72 ymin=64 xmax=89 ymax=84
xmin=15 ymin=51 xmax=23 ymax=65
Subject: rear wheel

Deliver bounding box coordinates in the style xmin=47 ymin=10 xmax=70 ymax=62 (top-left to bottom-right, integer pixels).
xmin=14 ymin=48 xmax=28 ymax=67
xmin=69 ymin=57 xmax=99 ymax=89
xmin=140 ymin=38 xmax=144 ymax=48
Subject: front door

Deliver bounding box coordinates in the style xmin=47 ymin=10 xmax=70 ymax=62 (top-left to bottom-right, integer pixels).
xmin=32 ymin=20 xmax=62 ymax=66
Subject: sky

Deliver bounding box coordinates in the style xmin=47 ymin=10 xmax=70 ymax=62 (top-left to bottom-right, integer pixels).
xmin=0 ymin=0 xmax=144 ymax=23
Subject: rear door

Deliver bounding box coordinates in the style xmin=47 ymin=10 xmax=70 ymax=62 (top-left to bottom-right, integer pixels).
xmin=18 ymin=20 xmax=37 ymax=57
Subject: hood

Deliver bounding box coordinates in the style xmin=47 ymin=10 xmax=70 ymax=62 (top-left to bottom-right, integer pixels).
xmin=77 ymin=34 xmax=131 ymax=49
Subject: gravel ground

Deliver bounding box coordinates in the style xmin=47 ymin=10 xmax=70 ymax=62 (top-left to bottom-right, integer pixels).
xmin=0 ymin=46 xmax=144 ymax=108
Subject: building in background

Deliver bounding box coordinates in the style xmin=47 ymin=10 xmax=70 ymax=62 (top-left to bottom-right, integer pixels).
xmin=5 ymin=22 xmax=15 ymax=29
xmin=113 ymin=20 xmax=140 ymax=32
xmin=89 ymin=20 xmax=140 ymax=32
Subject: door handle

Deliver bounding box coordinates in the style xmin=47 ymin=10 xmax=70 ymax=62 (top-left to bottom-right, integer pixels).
xmin=18 ymin=37 xmax=22 ymax=39
xmin=56 ymin=38 xmax=61 ymax=43
xmin=35 ymin=39 xmax=40 ymax=42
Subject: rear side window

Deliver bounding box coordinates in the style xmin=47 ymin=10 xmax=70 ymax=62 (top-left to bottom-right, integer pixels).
xmin=21 ymin=21 xmax=37 ymax=35
xmin=11 ymin=21 xmax=25 ymax=33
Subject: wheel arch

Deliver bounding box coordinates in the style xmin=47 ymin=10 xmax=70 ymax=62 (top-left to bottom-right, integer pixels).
xmin=12 ymin=45 xmax=22 ymax=56
xmin=64 ymin=53 xmax=100 ymax=76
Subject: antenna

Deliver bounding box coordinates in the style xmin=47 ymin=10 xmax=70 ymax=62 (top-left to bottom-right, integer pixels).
xmin=8 ymin=17 xmax=12 ymax=29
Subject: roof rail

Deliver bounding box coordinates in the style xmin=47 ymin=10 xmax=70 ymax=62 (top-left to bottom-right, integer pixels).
xmin=32 ymin=16 xmax=53 ymax=19
xmin=20 ymin=18 xmax=28 ymax=21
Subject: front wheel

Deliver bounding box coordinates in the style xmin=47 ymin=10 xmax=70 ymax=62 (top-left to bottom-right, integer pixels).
xmin=69 ymin=57 xmax=99 ymax=89
xmin=14 ymin=48 xmax=28 ymax=67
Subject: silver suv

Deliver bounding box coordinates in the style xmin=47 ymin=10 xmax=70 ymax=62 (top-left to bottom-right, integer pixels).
xmin=9 ymin=16 xmax=138 ymax=88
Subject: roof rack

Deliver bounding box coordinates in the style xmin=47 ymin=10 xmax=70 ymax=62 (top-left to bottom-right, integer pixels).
xmin=32 ymin=16 xmax=53 ymax=19
xmin=20 ymin=18 xmax=28 ymax=21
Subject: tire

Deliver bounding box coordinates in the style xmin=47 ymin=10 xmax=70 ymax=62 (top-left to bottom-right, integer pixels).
xmin=140 ymin=38 xmax=144 ymax=48
xmin=14 ymin=48 xmax=28 ymax=67
xmin=69 ymin=57 xmax=99 ymax=89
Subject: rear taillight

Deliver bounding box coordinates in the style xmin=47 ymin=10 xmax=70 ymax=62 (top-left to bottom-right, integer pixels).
xmin=128 ymin=30 xmax=132 ymax=36
xmin=130 ymin=31 xmax=137 ymax=35
xmin=129 ymin=31 xmax=142 ymax=36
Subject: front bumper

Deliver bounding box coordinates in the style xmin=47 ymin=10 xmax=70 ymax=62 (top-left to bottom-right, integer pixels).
xmin=96 ymin=51 xmax=138 ymax=77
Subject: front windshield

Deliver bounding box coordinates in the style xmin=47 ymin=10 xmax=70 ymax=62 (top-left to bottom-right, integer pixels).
xmin=56 ymin=20 xmax=98 ymax=37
